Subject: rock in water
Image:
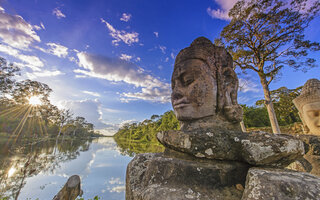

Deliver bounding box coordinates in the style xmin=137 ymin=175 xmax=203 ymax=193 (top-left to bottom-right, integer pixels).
xmin=242 ymin=168 xmax=320 ymax=200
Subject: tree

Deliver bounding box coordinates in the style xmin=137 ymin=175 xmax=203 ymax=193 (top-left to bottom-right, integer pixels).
xmin=0 ymin=57 xmax=20 ymax=96
xmin=13 ymin=79 xmax=52 ymax=105
xmin=72 ymin=116 xmax=86 ymax=136
xmin=216 ymin=0 xmax=320 ymax=133
xmin=256 ymin=86 xmax=302 ymax=125
xmin=56 ymin=109 xmax=73 ymax=137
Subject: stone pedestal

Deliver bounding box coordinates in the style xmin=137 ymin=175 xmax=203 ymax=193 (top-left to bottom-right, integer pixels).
xmin=126 ymin=152 xmax=249 ymax=200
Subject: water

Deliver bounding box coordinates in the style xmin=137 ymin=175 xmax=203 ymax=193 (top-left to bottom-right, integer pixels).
xmin=0 ymin=137 xmax=163 ymax=200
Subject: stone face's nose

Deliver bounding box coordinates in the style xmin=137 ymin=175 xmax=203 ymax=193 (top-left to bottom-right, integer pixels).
xmin=171 ymin=85 xmax=183 ymax=102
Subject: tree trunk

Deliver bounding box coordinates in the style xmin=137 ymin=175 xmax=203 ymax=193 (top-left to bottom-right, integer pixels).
xmin=240 ymin=121 xmax=247 ymax=132
xmin=259 ymin=74 xmax=281 ymax=134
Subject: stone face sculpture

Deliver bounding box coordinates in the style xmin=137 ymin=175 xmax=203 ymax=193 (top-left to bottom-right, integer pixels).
xmin=125 ymin=37 xmax=312 ymax=200
xmin=171 ymin=37 xmax=243 ymax=131
xmin=293 ymin=79 xmax=320 ymax=135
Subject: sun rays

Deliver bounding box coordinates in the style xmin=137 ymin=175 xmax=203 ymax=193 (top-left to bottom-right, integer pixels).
xmin=1 ymin=97 xmax=48 ymax=145
xmin=28 ymin=96 xmax=42 ymax=106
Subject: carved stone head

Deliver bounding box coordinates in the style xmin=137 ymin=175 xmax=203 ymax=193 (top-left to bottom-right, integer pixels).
xmin=171 ymin=37 xmax=242 ymax=131
xmin=293 ymin=79 xmax=320 ymax=135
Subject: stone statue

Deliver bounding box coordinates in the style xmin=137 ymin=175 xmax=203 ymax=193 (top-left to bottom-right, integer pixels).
xmin=126 ymin=37 xmax=309 ymax=200
xmin=293 ymin=79 xmax=320 ymax=135
xmin=171 ymin=37 xmax=243 ymax=131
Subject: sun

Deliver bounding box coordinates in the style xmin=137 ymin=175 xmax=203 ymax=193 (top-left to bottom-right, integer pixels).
xmin=28 ymin=96 xmax=42 ymax=106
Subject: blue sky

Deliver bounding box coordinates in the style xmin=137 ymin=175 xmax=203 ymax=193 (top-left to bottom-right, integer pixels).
xmin=0 ymin=0 xmax=319 ymax=135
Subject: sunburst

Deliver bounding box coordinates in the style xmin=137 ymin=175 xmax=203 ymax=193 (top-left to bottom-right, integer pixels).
xmin=28 ymin=96 xmax=42 ymax=106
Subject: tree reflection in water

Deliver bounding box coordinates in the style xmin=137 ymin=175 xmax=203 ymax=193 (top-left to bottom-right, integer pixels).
xmin=114 ymin=137 xmax=164 ymax=157
xmin=0 ymin=138 xmax=92 ymax=199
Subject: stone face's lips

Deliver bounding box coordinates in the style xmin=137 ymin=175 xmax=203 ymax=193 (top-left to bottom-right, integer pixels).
xmin=172 ymin=99 xmax=189 ymax=108
xmin=173 ymin=103 xmax=189 ymax=109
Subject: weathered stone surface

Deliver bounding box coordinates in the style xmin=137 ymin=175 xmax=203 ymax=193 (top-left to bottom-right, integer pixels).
xmin=304 ymin=154 xmax=320 ymax=177
xmin=157 ymin=130 xmax=304 ymax=167
xmin=286 ymin=158 xmax=312 ymax=173
xmin=296 ymin=134 xmax=320 ymax=155
xmin=293 ymin=79 xmax=320 ymax=135
xmin=241 ymin=168 xmax=320 ymax=200
xmin=53 ymin=175 xmax=82 ymax=200
xmin=126 ymin=153 xmax=249 ymax=200
xmin=171 ymin=37 xmax=242 ymax=132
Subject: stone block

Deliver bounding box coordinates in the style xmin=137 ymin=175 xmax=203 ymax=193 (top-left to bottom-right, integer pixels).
xmin=126 ymin=153 xmax=249 ymax=200
xmin=241 ymin=168 xmax=320 ymax=200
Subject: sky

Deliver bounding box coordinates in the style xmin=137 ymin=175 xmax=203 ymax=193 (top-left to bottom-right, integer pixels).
xmin=0 ymin=0 xmax=319 ymax=135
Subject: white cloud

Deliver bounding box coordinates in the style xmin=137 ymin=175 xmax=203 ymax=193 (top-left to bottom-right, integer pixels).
xmin=46 ymin=43 xmax=69 ymax=58
xmin=26 ymin=70 xmax=64 ymax=79
xmin=159 ymin=45 xmax=166 ymax=54
xmin=164 ymin=57 xmax=169 ymax=62
xmin=238 ymin=78 xmax=260 ymax=93
xmin=119 ymin=54 xmax=132 ymax=61
xmin=61 ymin=99 xmax=109 ymax=130
xmin=121 ymin=87 xmax=170 ymax=103
xmin=170 ymin=52 xmax=175 ymax=59
xmin=120 ymin=13 xmax=132 ymax=22
xmin=83 ymin=90 xmax=101 ymax=97
xmin=75 ymin=74 xmax=87 ymax=78
xmin=0 ymin=43 xmax=43 ymax=71
xmin=0 ymin=8 xmax=41 ymax=49
xmin=0 ymin=6 xmax=4 ymax=12
xmin=207 ymin=0 xmax=238 ymax=20
xmin=109 ymin=177 xmax=123 ymax=185
xmin=153 ymin=32 xmax=159 ymax=38
xmin=40 ymin=22 xmax=45 ymax=30
xmin=109 ymin=186 xmax=125 ymax=193
xmin=135 ymin=57 xmax=141 ymax=62
xmin=60 ymin=100 xmax=127 ymax=136
xmin=101 ymin=18 xmax=139 ymax=46
xmin=75 ymin=52 xmax=170 ymax=103
xmin=52 ymin=8 xmax=66 ymax=19
xmin=33 ymin=25 xmax=42 ymax=30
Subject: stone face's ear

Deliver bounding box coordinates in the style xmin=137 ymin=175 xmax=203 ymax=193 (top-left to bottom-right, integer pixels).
xmin=224 ymin=105 xmax=243 ymax=123
xmin=220 ymin=66 xmax=242 ymax=123
xmin=299 ymin=111 xmax=310 ymax=134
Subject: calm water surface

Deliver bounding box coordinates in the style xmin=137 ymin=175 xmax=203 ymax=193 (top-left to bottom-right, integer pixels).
xmin=0 ymin=137 xmax=163 ymax=200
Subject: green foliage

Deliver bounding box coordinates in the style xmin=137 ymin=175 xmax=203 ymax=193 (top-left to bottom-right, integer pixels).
xmin=114 ymin=110 xmax=179 ymax=142
xmin=114 ymin=111 xmax=179 ymax=155
xmin=256 ymin=86 xmax=302 ymax=125
xmin=218 ymin=0 xmax=320 ymax=75
xmin=242 ymin=104 xmax=270 ymax=127
xmin=0 ymin=57 xmax=20 ymax=95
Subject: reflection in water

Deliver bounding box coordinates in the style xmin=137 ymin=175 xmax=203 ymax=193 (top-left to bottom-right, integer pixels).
xmin=0 ymin=136 xmax=164 ymax=199
xmin=0 ymin=138 xmax=93 ymax=199
xmin=7 ymin=167 xmax=16 ymax=178
xmin=114 ymin=137 xmax=165 ymax=157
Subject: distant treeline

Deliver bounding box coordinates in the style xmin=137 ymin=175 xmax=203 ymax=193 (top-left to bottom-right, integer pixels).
xmin=114 ymin=85 xmax=302 ymax=143
xmin=114 ymin=110 xmax=179 ymax=143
